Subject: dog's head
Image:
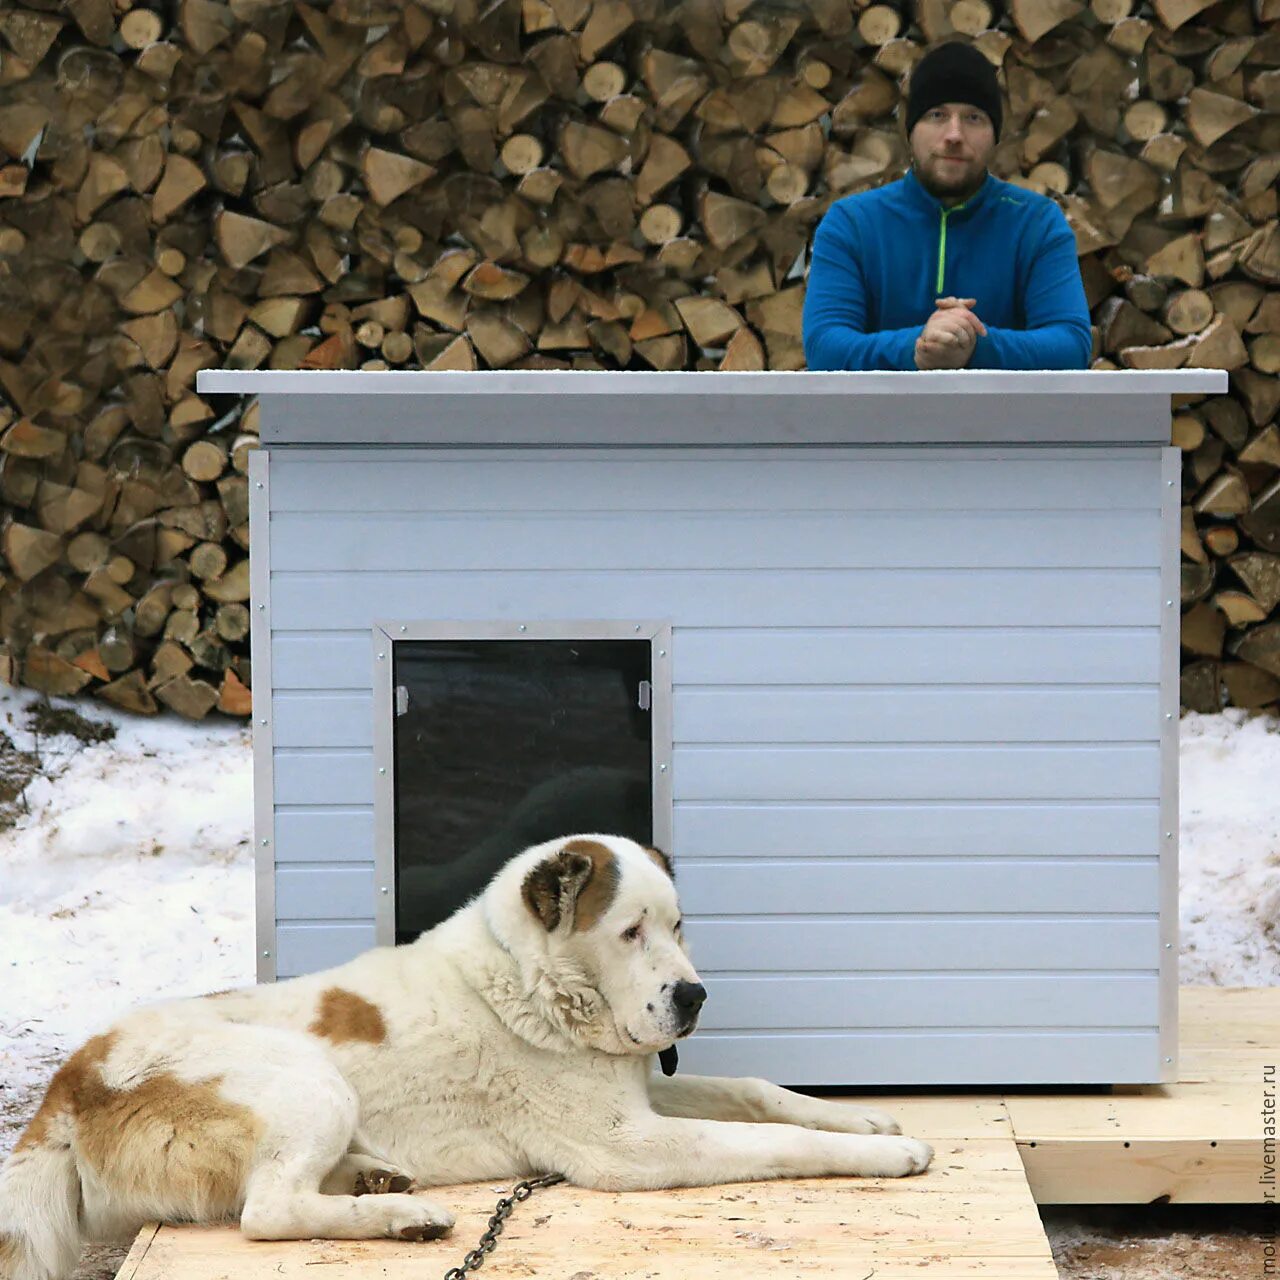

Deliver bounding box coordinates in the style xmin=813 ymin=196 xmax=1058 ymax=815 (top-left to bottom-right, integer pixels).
xmin=485 ymin=834 xmax=705 ymax=1057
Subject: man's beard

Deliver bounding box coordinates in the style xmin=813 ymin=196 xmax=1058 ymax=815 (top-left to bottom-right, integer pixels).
xmin=914 ymin=157 xmax=985 ymax=203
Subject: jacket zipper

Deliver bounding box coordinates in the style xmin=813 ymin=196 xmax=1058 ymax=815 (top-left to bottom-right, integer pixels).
xmin=936 ymin=208 xmax=952 ymax=294
xmin=935 ymin=194 xmax=974 ymax=295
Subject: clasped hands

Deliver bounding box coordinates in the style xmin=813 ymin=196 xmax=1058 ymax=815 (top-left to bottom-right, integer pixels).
xmin=914 ymin=297 xmax=987 ymax=369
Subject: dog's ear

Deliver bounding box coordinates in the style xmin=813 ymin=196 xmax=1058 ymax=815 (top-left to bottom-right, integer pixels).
xmin=644 ymin=845 xmax=674 ymax=881
xmin=521 ymin=849 xmax=595 ymax=932
xmin=521 ymin=839 xmax=620 ymax=932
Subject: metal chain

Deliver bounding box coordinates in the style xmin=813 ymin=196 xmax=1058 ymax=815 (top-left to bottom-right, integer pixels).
xmin=441 ymin=1172 xmax=566 ymax=1280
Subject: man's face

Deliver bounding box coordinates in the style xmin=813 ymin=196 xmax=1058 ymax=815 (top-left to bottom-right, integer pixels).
xmin=910 ymin=102 xmax=996 ymax=204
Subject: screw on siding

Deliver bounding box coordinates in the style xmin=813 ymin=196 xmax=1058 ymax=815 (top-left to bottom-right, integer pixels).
xmin=1165 ymin=1057 xmax=1173 ymax=1063
xmin=518 ymin=624 xmax=527 ymax=632
xmin=1165 ymin=713 xmax=1172 ymax=720
xmin=1165 ymin=943 xmax=1172 ymax=949
xmin=658 ymin=649 xmax=666 ymax=657
xmin=1166 ymin=600 xmax=1174 ymax=607
xmin=1166 ymin=832 xmax=1173 ymax=839
xmin=262 ymin=950 xmax=271 ymax=958
xmin=400 ymin=625 xmax=406 ymax=632
xmin=379 ymin=767 xmax=386 ymax=775
xmin=256 ymin=482 xmax=264 ymax=489
xmin=634 ymin=624 xmax=642 ymax=632
xmin=261 ymin=838 xmax=270 ymax=846
xmin=381 ymin=886 xmax=389 ymax=894
xmin=378 ymin=652 xmax=385 ymax=660
xmin=659 ymin=764 xmax=668 ymax=772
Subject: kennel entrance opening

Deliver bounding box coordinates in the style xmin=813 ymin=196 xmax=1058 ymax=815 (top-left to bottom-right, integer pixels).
xmin=374 ymin=621 xmax=673 ymax=944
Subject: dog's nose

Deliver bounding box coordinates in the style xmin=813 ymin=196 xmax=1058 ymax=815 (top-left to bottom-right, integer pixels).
xmin=672 ymin=981 xmax=707 ymax=1016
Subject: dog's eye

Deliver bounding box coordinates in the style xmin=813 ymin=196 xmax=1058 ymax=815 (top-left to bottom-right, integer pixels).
xmin=621 ymin=923 xmax=642 ymax=942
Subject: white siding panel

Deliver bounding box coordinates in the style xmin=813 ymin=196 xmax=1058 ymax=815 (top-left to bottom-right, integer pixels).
xmin=269 ymin=569 xmax=1159 ymax=631
xmin=696 ymin=974 xmax=1157 ymax=1030
xmin=276 ymin=923 xmax=375 ymax=977
xmin=275 ymin=693 xmax=371 ymax=747
xmin=675 ymin=745 xmax=1157 ymax=802
xmin=269 ymin=452 xmax=1158 ymax=514
xmin=673 ymin=802 xmax=1157 ymax=857
xmin=271 ymin=511 xmax=1159 ymax=572
xmin=276 ymin=808 xmax=374 ymax=863
xmin=685 ymin=918 xmax=1158 ymax=971
xmin=675 ymin=628 xmax=1160 ymax=685
xmin=676 ymin=687 xmax=1157 ymax=744
xmin=675 ymin=859 xmax=1157 ymax=915
xmin=676 ymin=1031 xmax=1158 ymax=1086
xmin=273 ymin=634 xmax=371 ymax=690
xmin=275 ymin=750 xmax=374 ymax=805
xmin=278 ymin=866 xmax=374 ymax=920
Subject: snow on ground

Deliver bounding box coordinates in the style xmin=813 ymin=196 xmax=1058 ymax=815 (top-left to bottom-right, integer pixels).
xmin=0 ymin=684 xmax=253 ymax=1123
xmin=1179 ymin=708 xmax=1280 ymax=985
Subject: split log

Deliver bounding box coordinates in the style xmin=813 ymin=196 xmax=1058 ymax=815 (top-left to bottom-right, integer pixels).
xmin=155 ymin=672 xmax=219 ymax=719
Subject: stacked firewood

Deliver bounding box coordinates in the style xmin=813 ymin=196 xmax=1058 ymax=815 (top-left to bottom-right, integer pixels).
xmin=0 ymin=0 xmax=1276 ymax=717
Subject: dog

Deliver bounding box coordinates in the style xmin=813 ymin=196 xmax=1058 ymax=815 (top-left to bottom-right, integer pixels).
xmin=0 ymin=834 xmax=933 ymax=1280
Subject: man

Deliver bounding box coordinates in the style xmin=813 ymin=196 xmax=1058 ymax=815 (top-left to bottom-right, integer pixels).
xmin=802 ymin=41 xmax=1092 ymax=371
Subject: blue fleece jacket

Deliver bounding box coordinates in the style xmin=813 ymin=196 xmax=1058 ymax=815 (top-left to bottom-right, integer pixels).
xmin=802 ymin=167 xmax=1093 ymax=371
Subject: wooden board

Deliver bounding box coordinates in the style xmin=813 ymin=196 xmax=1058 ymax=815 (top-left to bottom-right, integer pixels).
xmin=1007 ymin=987 xmax=1277 ymax=1203
xmin=1012 ymin=1135 xmax=1263 ymax=1205
xmin=113 ymin=1223 xmax=160 ymax=1280
xmin=1177 ymin=985 xmax=1279 ymax=1084
xmin=134 ymin=1131 xmax=1056 ymax=1279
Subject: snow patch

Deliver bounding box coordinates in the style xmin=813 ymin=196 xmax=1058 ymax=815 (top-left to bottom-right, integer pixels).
xmin=0 ymin=685 xmax=253 ymax=1109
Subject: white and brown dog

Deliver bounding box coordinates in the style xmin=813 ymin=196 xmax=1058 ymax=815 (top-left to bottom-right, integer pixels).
xmin=0 ymin=835 xmax=932 ymax=1280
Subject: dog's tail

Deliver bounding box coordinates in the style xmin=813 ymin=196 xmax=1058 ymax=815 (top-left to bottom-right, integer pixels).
xmin=0 ymin=1134 xmax=84 ymax=1280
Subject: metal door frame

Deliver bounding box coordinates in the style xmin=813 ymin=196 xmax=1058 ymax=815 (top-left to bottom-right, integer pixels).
xmin=370 ymin=619 xmax=673 ymax=947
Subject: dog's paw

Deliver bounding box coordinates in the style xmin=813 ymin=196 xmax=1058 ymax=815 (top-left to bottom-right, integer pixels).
xmin=387 ymin=1197 xmax=455 ymax=1241
xmin=903 ymin=1137 xmax=933 ymax=1174
xmin=837 ymin=1105 xmax=901 ymax=1135
xmin=397 ymin=1220 xmax=451 ymax=1242
xmin=877 ymin=1137 xmax=933 ymax=1177
xmin=355 ymin=1168 xmax=416 ymax=1196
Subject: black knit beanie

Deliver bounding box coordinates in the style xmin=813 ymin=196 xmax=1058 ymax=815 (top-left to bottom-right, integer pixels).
xmin=905 ymin=42 xmax=1002 ymax=139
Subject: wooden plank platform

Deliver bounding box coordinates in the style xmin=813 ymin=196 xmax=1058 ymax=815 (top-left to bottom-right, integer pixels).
xmin=1009 ymin=986 xmax=1276 ymax=1204
xmin=125 ymin=1140 xmax=1056 ymax=1278
xmin=126 ymin=1100 xmax=1056 ymax=1279
xmin=121 ymin=987 xmax=1272 ymax=1279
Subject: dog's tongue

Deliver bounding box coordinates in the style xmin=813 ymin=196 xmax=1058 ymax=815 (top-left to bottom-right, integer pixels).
xmin=658 ymin=1046 xmax=678 ymax=1076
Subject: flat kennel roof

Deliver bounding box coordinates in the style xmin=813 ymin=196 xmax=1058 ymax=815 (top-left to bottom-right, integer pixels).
xmin=199 ymin=370 xmax=1227 ymax=448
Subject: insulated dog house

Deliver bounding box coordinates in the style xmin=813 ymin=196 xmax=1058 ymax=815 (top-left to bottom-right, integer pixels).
xmin=200 ymin=368 xmax=1225 ymax=1088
